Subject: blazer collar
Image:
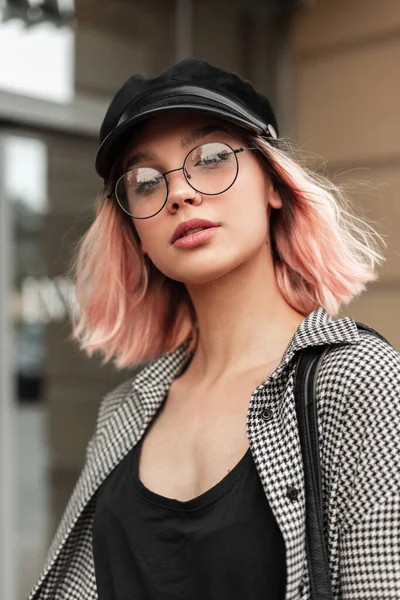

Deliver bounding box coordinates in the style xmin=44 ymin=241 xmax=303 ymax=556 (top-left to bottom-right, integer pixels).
xmin=272 ymin=305 xmax=360 ymax=379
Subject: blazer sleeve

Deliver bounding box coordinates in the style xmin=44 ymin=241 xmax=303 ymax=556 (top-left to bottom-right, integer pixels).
xmin=338 ymin=335 xmax=400 ymax=599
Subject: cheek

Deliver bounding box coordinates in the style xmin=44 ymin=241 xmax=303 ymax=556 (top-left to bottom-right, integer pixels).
xmin=230 ymin=207 xmax=270 ymax=255
xmin=228 ymin=176 xmax=270 ymax=238
xmin=133 ymin=221 xmax=163 ymax=255
xmin=134 ymin=223 xmax=179 ymax=279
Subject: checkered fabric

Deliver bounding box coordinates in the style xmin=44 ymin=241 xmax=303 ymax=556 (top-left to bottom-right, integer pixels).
xmin=27 ymin=306 xmax=400 ymax=600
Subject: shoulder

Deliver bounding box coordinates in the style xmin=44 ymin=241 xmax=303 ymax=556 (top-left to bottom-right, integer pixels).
xmin=348 ymin=331 xmax=399 ymax=410
xmin=318 ymin=329 xmax=400 ymax=524
xmin=317 ymin=330 xmax=399 ymax=438
xmin=318 ymin=328 xmax=399 ymax=410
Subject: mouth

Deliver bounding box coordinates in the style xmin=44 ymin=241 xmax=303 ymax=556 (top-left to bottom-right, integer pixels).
xmin=172 ymin=226 xmax=219 ymax=249
xmin=180 ymin=227 xmax=209 ymax=238
xmin=171 ymin=219 xmax=220 ymax=244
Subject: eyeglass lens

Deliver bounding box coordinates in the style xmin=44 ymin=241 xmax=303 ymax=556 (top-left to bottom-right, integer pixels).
xmin=115 ymin=142 xmax=239 ymax=219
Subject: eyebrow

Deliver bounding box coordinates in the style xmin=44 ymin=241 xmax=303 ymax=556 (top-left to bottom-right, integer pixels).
xmin=124 ymin=123 xmax=233 ymax=170
xmin=180 ymin=124 xmax=232 ymax=149
xmin=125 ymin=150 xmax=158 ymax=170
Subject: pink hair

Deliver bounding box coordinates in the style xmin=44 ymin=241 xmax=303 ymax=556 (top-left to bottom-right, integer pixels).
xmin=70 ymin=135 xmax=387 ymax=368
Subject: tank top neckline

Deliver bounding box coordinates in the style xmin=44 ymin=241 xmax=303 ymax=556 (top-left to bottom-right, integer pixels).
xmin=130 ymin=436 xmax=254 ymax=512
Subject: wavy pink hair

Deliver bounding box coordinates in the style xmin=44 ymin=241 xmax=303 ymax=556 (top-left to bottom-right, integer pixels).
xmin=70 ymin=134 xmax=387 ymax=368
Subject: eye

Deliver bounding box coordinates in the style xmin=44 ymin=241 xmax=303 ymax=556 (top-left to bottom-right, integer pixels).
xmin=201 ymin=152 xmax=229 ymax=166
xmin=194 ymin=147 xmax=232 ymax=169
xmin=135 ymin=177 xmax=162 ymax=194
xmin=127 ymin=168 xmax=164 ymax=195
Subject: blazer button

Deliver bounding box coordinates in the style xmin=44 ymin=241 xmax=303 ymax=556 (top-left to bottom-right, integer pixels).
xmin=260 ymin=408 xmax=273 ymax=422
xmin=286 ymin=485 xmax=299 ymax=501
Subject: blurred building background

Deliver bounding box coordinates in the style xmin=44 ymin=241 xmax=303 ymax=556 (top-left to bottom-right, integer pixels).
xmin=0 ymin=0 xmax=399 ymax=598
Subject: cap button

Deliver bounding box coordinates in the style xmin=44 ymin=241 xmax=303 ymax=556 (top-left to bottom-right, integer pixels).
xmin=267 ymin=124 xmax=278 ymax=139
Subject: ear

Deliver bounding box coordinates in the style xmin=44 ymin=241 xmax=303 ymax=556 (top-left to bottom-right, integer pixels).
xmin=267 ymin=180 xmax=282 ymax=210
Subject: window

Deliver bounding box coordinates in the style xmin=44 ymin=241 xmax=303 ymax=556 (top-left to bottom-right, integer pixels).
xmin=0 ymin=0 xmax=75 ymax=102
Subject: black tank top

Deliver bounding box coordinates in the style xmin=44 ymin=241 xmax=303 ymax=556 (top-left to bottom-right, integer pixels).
xmin=92 ymin=423 xmax=286 ymax=600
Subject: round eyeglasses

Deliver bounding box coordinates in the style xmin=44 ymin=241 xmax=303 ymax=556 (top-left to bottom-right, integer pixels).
xmin=113 ymin=141 xmax=256 ymax=219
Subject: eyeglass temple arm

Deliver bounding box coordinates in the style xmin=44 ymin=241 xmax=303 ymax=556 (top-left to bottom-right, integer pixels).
xmin=233 ymin=147 xmax=258 ymax=154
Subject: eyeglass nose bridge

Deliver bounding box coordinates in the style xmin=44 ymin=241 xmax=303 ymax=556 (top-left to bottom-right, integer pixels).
xmin=163 ymin=164 xmax=198 ymax=205
xmin=163 ymin=165 xmax=192 ymax=182
xmin=163 ymin=165 xmax=199 ymax=209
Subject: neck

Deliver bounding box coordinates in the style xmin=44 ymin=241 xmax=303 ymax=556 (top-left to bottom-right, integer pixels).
xmin=184 ymin=245 xmax=305 ymax=385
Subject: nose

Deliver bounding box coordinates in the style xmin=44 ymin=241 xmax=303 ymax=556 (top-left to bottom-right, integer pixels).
xmin=165 ymin=168 xmax=202 ymax=213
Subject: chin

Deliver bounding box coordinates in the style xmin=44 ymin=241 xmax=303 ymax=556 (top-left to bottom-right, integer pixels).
xmin=153 ymin=242 xmax=263 ymax=285
xmin=162 ymin=269 xmax=223 ymax=286
xmin=162 ymin=259 xmax=244 ymax=286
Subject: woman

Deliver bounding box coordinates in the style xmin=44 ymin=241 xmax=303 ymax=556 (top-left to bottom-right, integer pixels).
xmin=29 ymin=58 xmax=400 ymax=600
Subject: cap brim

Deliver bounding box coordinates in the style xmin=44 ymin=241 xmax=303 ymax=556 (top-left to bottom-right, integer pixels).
xmin=95 ymin=96 xmax=267 ymax=180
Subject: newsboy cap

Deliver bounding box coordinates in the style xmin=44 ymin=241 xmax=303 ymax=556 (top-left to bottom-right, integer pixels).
xmin=96 ymin=57 xmax=279 ymax=181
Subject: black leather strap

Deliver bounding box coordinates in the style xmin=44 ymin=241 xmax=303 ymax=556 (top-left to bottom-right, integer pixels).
xmin=117 ymin=85 xmax=270 ymax=134
xmin=294 ymin=345 xmax=334 ymax=600
xmin=354 ymin=321 xmax=392 ymax=345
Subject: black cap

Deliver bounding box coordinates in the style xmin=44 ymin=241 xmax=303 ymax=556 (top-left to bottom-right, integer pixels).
xmin=96 ymin=57 xmax=279 ymax=181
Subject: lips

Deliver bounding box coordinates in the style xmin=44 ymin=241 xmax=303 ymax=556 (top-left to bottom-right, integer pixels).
xmin=171 ymin=219 xmax=220 ymax=244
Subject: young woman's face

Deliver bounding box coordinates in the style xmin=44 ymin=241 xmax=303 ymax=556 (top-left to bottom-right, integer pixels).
xmin=121 ymin=111 xmax=282 ymax=284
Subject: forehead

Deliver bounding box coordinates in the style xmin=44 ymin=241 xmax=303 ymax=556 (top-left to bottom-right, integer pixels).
xmin=128 ymin=111 xmax=245 ymax=151
xmin=117 ymin=111 xmax=248 ymax=174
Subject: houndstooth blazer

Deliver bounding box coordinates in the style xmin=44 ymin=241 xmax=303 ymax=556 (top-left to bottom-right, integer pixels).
xmin=28 ymin=306 xmax=400 ymax=600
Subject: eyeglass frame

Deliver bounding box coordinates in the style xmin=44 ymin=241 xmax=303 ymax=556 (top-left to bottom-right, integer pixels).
xmin=107 ymin=142 xmax=258 ymax=220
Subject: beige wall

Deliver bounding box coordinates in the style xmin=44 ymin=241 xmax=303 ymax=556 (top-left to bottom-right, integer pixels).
xmin=293 ymin=0 xmax=400 ymax=347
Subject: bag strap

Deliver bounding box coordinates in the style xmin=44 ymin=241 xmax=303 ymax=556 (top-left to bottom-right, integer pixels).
xmin=354 ymin=321 xmax=392 ymax=346
xmin=293 ymin=320 xmax=392 ymax=599
xmin=294 ymin=344 xmax=334 ymax=600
